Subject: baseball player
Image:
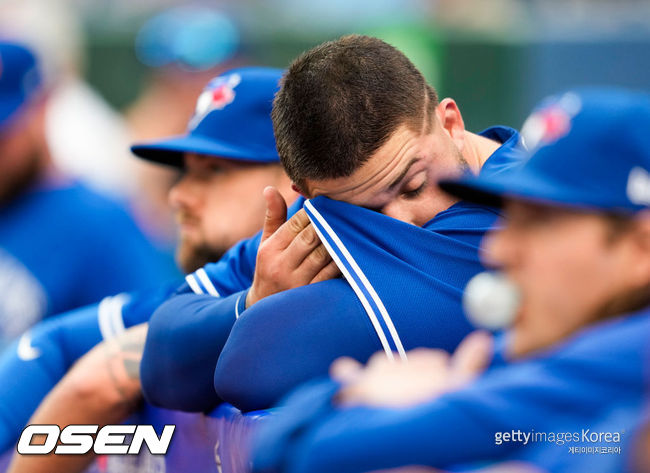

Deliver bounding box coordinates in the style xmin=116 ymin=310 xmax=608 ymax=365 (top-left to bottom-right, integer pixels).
xmin=252 ymin=89 xmax=650 ymax=473
xmin=0 ymin=41 xmax=172 ymax=347
xmin=0 ymin=67 xmax=297 ymax=457
xmin=140 ymin=34 xmax=524 ymax=412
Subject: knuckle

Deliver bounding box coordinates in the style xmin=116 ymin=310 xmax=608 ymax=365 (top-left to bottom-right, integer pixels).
xmin=310 ymin=245 xmax=330 ymax=263
xmin=256 ymin=248 xmax=271 ymax=265
xmin=326 ymin=260 xmax=340 ymax=275
xmin=288 ymin=212 xmax=308 ymax=233
xmin=268 ymin=267 xmax=282 ymax=281
xmin=288 ymin=218 xmax=302 ymax=234
xmin=299 ymin=226 xmax=317 ymax=246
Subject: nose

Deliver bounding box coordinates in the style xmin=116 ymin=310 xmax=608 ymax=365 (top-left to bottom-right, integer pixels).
xmin=381 ymin=202 xmax=416 ymax=226
xmin=480 ymin=218 xmax=517 ymax=270
xmin=168 ymin=174 xmax=199 ymax=211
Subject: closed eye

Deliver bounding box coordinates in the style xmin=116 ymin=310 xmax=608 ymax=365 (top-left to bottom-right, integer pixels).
xmin=402 ymin=180 xmax=427 ymax=199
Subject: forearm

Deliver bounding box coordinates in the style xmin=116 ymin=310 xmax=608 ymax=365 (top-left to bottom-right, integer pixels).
xmin=285 ymin=400 xmax=496 ymax=473
xmin=7 ymin=324 xmax=148 ymax=473
xmin=0 ymin=303 xmax=106 ymax=452
xmin=215 ymin=279 xmax=379 ymax=411
xmin=141 ymin=291 xmax=245 ymax=411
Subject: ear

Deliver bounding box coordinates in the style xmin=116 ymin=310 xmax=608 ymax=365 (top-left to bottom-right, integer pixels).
xmin=434 ymin=98 xmax=466 ymax=151
xmin=291 ymin=182 xmax=307 ymax=198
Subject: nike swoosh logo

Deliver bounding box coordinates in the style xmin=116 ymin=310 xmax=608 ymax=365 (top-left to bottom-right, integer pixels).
xmin=17 ymin=332 xmax=41 ymax=361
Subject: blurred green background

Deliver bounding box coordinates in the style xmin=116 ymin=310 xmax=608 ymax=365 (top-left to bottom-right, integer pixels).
xmin=6 ymin=0 xmax=650 ymax=131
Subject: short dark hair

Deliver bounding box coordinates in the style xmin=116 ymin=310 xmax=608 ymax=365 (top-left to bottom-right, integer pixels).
xmin=272 ymin=34 xmax=438 ymax=190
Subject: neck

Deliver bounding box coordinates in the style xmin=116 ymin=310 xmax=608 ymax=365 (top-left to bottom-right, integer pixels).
xmin=462 ymin=131 xmax=501 ymax=175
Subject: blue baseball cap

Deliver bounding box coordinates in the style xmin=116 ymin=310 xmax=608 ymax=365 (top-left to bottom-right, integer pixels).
xmin=440 ymin=89 xmax=650 ymax=215
xmin=131 ymin=67 xmax=283 ymax=167
xmin=0 ymin=41 xmax=42 ymax=132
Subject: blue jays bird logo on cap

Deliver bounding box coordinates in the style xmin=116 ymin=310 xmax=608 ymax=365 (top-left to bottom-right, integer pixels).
xmin=188 ymin=73 xmax=241 ymax=130
xmin=628 ymin=166 xmax=650 ymax=206
xmin=521 ymin=92 xmax=582 ymax=153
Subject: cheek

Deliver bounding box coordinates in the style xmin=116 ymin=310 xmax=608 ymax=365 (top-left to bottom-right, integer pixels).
xmin=517 ymin=239 xmax=615 ymax=336
xmin=201 ymin=177 xmax=268 ymax=239
xmin=417 ymin=184 xmax=459 ymax=223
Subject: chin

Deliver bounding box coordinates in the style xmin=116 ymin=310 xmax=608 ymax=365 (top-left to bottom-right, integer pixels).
xmin=504 ymin=321 xmax=537 ymax=360
xmin=177 ymin=244 xmax=226 ymax=274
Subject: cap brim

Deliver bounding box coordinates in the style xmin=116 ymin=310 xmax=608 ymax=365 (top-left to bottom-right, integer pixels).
xmin=131 ymin=134 xmax=279 ymax=168
xmin=440 ymin=168 xmax=595 ymax=211
xmin=439 ymin=174 xmax=506 ymax=209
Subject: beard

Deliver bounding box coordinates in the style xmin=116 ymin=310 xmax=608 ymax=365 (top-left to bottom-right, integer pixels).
xmin=176 ymin=238 xmax=228 ymax=274
xmin=456 ymin=150 xmax=471 ymax=174
xmin=593 ymin=282 xmax=650 ymax=322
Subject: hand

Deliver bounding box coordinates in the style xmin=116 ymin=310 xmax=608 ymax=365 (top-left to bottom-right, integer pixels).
xmin=246 ymin=187 xmax=341 ymax=308
xmin=331 ymin=331 xmax=493 ymax=408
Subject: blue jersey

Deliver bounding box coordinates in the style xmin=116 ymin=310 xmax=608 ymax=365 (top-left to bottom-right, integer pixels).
xmin=141 ymin=126 xmax=523 ymax=412
xmin=0 ymin=179 xmax=176 ymax=345
xmin=0 ymin=282 xmax=178 ymax=452
xmin=252 ymin=306 xmax=650 ymax=473
xmin=140 ymin=197 xmax=305 ymax=411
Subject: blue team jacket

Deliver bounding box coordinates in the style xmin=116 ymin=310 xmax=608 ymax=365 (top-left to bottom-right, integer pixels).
xmin=140 ymin=126 xmax=524 ymax=412
xmin=252 ymin=306 xmax=650 ymax=473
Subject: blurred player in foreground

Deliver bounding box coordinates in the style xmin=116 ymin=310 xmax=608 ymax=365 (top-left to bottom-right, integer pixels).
xmin=0 ymin=41 xmax=170 ymax=346
xmin=252 ymin=89 xmax=650 ymax=473
xmin=3 ymin=67 xmax=296 ymax=473
xmin=142 ymin=34 xmax=523 ymax=412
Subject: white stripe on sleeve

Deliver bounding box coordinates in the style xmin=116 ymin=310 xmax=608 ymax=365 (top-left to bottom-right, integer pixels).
xmin=305 ymin=200 xmax=407 ymax=361
xmin=185 ymin=274 xmax=204 ymax=295
xmin=196 ymin=268 xmax=220 ymax=297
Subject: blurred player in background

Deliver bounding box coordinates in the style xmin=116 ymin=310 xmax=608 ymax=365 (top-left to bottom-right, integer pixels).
xmin=0 ymin=1 xmax=246 ymax=262
xmin=1 ymin=67 xmax=296 ymax=473
xmin=0 ymin=41 xmax=171 ymax=347
xmin=127 ymin=5 xmax=245 ymax=247
xmin=142 ymin=34 xmax=523 ymax=413
xmin=252 ymin=89 xmax=650 ymax=473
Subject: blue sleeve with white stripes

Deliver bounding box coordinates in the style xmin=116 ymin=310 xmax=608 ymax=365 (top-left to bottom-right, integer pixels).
xmin=215 ymin=279 xmax=382 ymax=411
xmin=139 ymin=199 xmax=305 ymax=411
xmin=0 ymin=303 xmax=100 ymax=452
xmin=140 ymin=290 xmax=248 ymax=411
xmin=138 ymin=235 xmax=259 ymax=412
xmin=178 ymin=198 xmax=305 ymax=298
xmin=0 ymin=283 xmax=177 ymax=452
xmin=214 ymin=197 xmax=496 ymax=411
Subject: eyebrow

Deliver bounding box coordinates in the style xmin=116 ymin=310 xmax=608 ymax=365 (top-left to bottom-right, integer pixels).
xmin=388 ymin=158 xmax=421 ymax=190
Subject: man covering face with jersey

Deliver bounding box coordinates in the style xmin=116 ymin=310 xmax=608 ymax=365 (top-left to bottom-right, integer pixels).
xmin=141 ymin=34 xmax=524 ymax=412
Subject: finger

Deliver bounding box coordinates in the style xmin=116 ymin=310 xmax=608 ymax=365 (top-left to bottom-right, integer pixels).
xmin=330 ymin=357 xmax=363 ymax=383
xmin=406 ymin=348 xmax=450 ymax=369
xmin=336 ymin=383 xmax=365 ymax=407
xmin=296 ymin=242 xmax=333 ymax=277
xmin=269 ymin=209 xmax=312 ymax=250
xmin=450 ymin=330 xmax=493 ymax=382
xmin=260 ymin=186 xmax=288 ymax=243
xmin=310 ymin=259 xmax=341 ymax=284
xmin=283 ymin=223 xmax=322 ymax=269
xmin=367 ymin=350 xmax=393 ymax=369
